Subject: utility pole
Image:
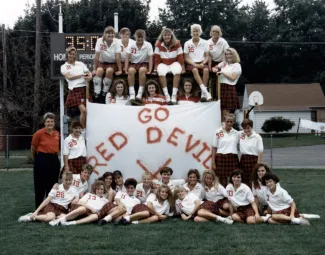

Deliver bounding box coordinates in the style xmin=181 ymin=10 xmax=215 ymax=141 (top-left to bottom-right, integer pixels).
xmin=32 ymin=0 xmax=41 ymax=132
xmin=2 ymin=24 xmax=7 ymax=95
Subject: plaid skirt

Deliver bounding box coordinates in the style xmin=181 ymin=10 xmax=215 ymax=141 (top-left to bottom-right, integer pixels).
xmin=235 ymin=204 xmax=255 ymax=221
xmin=240 ymin=154 xmax=258 ymax=185
xmin=220 ymin=83 xmax=239 ymax=110
xmin=215 ymin=153 xmax=240 ymax=178
xmin=186 ymin=63 xmax=209 ymax=73
xmin=70 ymin=204 xmax=93 ymax=216
xmin=129 ymin=63 xmax=149 ymax=71
xmin=198 ymin=201 xmax=217 ymax=213
xmin=38 ymin=202 xmax=67 ymax=216
xmin=97 ymin=203 xmax=117 ymax=219
xmin=98 ymin=62 xmax=118 ymax=72
xmin=273 ymin=206 xmax=300 ymax=218
xmin=216 ymin=197 xmax=229 ymax=209
xmin=68 ymin=156 xmax=87 ymax=174
xmin=65 ymin=87 xmax=92 ymax=108
xmin=131 ymin=204 xmax=150 ymax=214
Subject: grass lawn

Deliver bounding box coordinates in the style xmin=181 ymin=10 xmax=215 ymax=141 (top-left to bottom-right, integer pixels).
xmin=0 ymin=169 xmax=324 ymax=255
xmin=262 ymin=134 xmax=325 ymax=149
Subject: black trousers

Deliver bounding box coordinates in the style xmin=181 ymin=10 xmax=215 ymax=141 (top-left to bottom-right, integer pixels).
xmin=33 ymin=152 xmax=60 ymax=208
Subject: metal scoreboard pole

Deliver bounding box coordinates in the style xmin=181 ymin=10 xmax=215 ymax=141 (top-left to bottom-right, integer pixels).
xmin=59 ymin=3 xmax=64 ymax=169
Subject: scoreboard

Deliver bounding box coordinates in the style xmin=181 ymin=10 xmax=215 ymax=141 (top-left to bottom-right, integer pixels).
xmin=50 ymin=33 xmax=101 ymax=79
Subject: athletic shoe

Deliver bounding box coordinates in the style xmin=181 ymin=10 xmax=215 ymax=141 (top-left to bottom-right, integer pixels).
xmin=49 ymin=218 xmax=61 ymax=226
xmin=299 ymin=218 xmax=310 ymax=226
xmin=118 ymin=217 xmax=130 ymax=225
xmin=130 ymin=98 xmax=143 ymax=106
xmin=165 ymin=94 xmax=171 ymax=103
xmin=206 ymin=91 xmax=212 ymax=101
xmin=171 ymin=95 xmax=177 ymax=105
xmin=60 ymin=221 xmax=74 ymax=226
xmin=98 ymin=219 xmax=108 ymax=226
xmin=218 ymin=216 xmax=233 ymax=225
xmin=129 ymin=95 xmax=135 ymax=100
xmin=18 ymin=213 xmax=32 ymax=222
xmin=300 ymin=214 xmax=321 ymax=219
xmin=200 ymin=92 xmax=207 ymax=102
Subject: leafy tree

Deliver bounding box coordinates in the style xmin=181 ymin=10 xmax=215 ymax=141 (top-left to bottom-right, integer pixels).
xmin=262 ymin=116 xmax=295 ymax=133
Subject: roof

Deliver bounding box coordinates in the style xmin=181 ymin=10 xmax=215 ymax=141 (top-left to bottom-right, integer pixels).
xmin=246 ymin=83 xmax=325 ymax=111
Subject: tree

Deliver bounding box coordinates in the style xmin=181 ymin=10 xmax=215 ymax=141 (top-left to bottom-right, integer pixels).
xmin=262 ymin=116 xmax=295 ymax=133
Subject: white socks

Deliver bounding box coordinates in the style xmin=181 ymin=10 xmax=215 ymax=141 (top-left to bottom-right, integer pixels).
xmin=137 ymin=86 xmax=144 ymax=98
xmin=124 ymin=216 xmax=130 ymax=222
xmin=199 ymin=84 xmax=208 ymax=93
xmin=104 ymin=215 xmax=112 ymax=222
xmin=172 ymin=87 xmax=178 ymax=96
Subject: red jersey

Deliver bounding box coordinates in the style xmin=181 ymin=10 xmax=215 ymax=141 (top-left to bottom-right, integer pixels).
xmin=154 ymin=40 xmax=185 ymax=68
xmin=142 ymin=94 xmax=167 ymax=105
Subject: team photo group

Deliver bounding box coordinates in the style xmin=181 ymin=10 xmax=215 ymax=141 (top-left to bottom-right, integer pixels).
xmin=18 ymin=23 xmax=317 ymax=227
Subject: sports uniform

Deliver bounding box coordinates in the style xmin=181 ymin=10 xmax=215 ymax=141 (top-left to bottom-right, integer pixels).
xmin=217 ymin=61 xmax=241 ymax=110
xmin=184 ymin=38 xmax=209 ymax=72
xmin=183 ymin=182 xmax=205 ymax=200
xmin=61 ymin=61 xmax=90 ymax=108
xmin=105 ymin=93 xmax=130 ymax=105
xmin=159 ymin=179 xmax=185 ymax=192
xmin=212 ymin=127 xmax=240 ymax=178
xmin=71 ymin=192 xmax=108 ymax=215
xmin=135 ymin=183 xmax=153 ymax=204
xmin=207 ymin=37 xmax=229 ymax=65
xmin=63 ymin=134 xmax=87 ymax=174
xmin=72 ymin=174 xmax=88 ymax=195
xmin=119 ymin=38 xmax=135 ymax=63
xmin=145 ymin=193 xmax=170 ymax=215
xmin=126 ymin=40 xmax=153 ymax=69
xmin=175 ymin=193 xmax=202 ymax=216
xmin=142 ymin=94 xmax=167 ymax=105
xmin=177 ymin=95 xmax=200 ymax=105
xmin=115 ymin=191 xmax=141 ymax=215
xmin=226 ymin=183 xmax=255 ymax=220
xmin=239 ymin=131 xmax=264 ymax=185
xmin=201 ymin=184 xmax=229 ymax=213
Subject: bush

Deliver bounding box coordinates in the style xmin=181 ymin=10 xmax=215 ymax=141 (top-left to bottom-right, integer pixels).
xmin=261 ymin=117 xmax=295 ymax=133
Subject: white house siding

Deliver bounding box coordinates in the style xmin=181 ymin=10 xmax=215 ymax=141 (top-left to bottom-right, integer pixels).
xmin=252 ymin=111 xmax=312 ymax=134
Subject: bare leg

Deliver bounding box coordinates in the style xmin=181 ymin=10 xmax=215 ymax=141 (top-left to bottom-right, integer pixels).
xmin=159 ymin=76 xmax=167 ymax=89
xmin=197 ymin=209 xmax=217 ymax=221
xmin=138 ymin=67 xmax=148 ymax=87
xmin=65 ymin=206 xmax=87 ymax=221
xmin=105 ymin=67 xmax=114 ymax=80
xmin=172 ymin=74 xmax=180 ymax=89
xmin=192 ymin=68 xmax=203 ymax=85
xmin=271 ymin=214 xmax=292 ymax=223
xmin=194 ymin=216 xmax=210 ymax=222
xmin=34 ymin=212 xmax=56 ymax=222
xmin=232 ymin=213 xmax=244 ymax=223
xmin=75 ymin=214 xmax=99 ymax=225
xmin=202 ymin=68 xmax=209 ymax=86
xmin=138 ymin=215 xmax=159 ymax=224
xmin=128 ymin=68 xmax=137 ymax=87
xmin=130 ymin=211 xmax=150 ymax=221
xmin=78 ymin=104 xmax=87 ymax=129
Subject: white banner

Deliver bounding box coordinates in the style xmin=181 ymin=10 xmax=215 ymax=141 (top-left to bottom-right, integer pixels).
xmin=300 ymin=119 xmax=325 ymax=132
xmin=86 ymin=102 xmax=221 ymax=183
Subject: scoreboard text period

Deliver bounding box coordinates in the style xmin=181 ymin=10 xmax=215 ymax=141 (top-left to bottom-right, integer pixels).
xmin=51 ymin=33 xmax=101 ymax=79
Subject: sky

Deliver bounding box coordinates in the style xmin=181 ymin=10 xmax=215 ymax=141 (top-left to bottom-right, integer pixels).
xmin=0 ymin=0 xmax=275 ymax=28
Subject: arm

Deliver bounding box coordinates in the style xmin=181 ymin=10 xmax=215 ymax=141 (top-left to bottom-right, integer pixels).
xmin=147 ymin=201 xmax=160 ymax=216
xmin=115 ymin=198 xmax=125 ymax=211
xmin=257 ymin=151 xmax=263 ymax=164
xmin=251 ymin=200 xmax=260 ymax=218
xmin=289 ymin=201 xmax=297 ymax=219
xmin=211 ymin=147 xmax=216 ymax=171
xmin=107 ymin=190 xmax=114 ymax=203
xmin=31 ymin=145 xmax=37 ymax=160
xmin=147 ymin=55 xmax=153 ymax=74
xmin=63 ymin=73 xmax=84 ymax=81
xmin=184 ymin=53 xmax=197 ymax=67
xmin=93 ymin=52 xmax=100 ymax=74
xmin=31 ymin=196 xmax=52 ymax=218
xmin=202 ymin=52 xmax=209 ymax=65
xmin=208 ymin=55 xmax=212 ymax=71
xmin=219 ymin=70 xmax=239 ymax=81
xmin=228 ymin=202 xmax=234 ymax=215
xmin=124 ymin=53 xmax=131 ymax=75
xmin=115 ymin=53 xmax=122 ymax=75
xmin=63 ymin=155 xmax=69 ymax=172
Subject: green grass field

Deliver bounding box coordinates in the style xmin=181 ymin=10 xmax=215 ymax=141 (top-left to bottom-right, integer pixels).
xmin=0 ymin=169 xmax=324 ymax=255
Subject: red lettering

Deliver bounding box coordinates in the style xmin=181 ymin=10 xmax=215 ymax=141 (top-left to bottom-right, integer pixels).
xmin=108 ymin=132 xmax=128 ymax=151
xmin=192 ymin=142 xmax=210 ymax=163
xmin=87 ymin=156 xmax=107 ymax=175
xmin=138 ymin=108 xmax=152 ymax=124
xmin=147 ymin=127 xmax=162 ymax=144
xmin=202 ymin=154 xmax=212 ymax=169
xmin=136 ymin=158 xmax=172 ymax=178
xmin=185 ymin=134 xmax=201 ymax=152
xmin=96 ymin=142 xmax=114 ymax=161
xmin=154 ymin=107 xmax=169 ymax=122
xmin=167 ymin=127 xmax=185 ymax=147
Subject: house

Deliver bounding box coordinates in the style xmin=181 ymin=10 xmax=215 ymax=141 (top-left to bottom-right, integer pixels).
xmin=236 ymin=83 xmax=325 ymax=133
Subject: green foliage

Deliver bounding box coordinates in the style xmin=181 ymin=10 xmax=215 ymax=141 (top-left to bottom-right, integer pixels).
xmin=262 ymin=116 xmax=295 ymax=133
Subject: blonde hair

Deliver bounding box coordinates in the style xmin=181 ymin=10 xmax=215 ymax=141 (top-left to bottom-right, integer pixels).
xmin=191 ymin=24 xmax=202 ymax=36
xmin=156 ymin=28 xmax=178 ymax=48
xmin=226 ymin=48 xmax=240 ymax=63
xmin=157 ymin=185 xmax=174 ymax=210
xmin=210 ymin=25 xmax=223 ymax=37
xmin=91 ymin=180 xmax=106 ymax=194
xmin=225 ymin=113 xmax=235 ymax=122
xmin=142 ymin=172 xmax=152 ymax=180
xmin=103 ymin=26 xmax=115 ymax=37
xmin=173 ymin=185 xmax=187 ymax=200
xmin=62 ymin=171 xmax=73 ymax=180
xmin=65 ymin=46 xmax=77 ymax=61
xmin=202 ymin=169 xmax=219 ymax=190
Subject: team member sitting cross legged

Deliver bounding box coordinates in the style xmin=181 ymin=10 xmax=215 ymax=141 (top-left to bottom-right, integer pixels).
xmin=49 ymin=180 xmax=108 ymax=226
xmin=118 ymin=184 xmax=173 ymax=225
xmin=18 ymin=171 xmax=79 ymax=223
xmin=184 ymin=24 xmax=211 ymax=102
xmin=262 ymin=173 xmax=310 ymax=226
xmin=98 ymin=178 xmax=140 ymax=225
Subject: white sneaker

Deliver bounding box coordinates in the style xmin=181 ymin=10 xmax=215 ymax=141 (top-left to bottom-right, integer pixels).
xmin=206 ymin=91 xmax=212 ymax=101
xmin=49 ymin=218 xmax=62 ymax=226
xmin=171 ymin=95 xmax=177 ymax=104
xmin=60 ymin=221 xmax=75 ymax=226
xmin=129 ymin=94 xmax=135 ymax=100
xmin=300 ymin=214 xmax=321 ymax=219
xmin=165 ymin=94 xmax=171 ymax=103
xmin=299 ymin=218 xmax=310 ymax=226
xmin=218 ymin=216 xmax=233 ymax=225
xmin=18 ymin=213 xmax=32 ymax=222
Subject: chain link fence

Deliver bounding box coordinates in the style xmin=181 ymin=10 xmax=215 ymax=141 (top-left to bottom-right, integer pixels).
xmin=1 ymin=133 xmax=325 ymax=170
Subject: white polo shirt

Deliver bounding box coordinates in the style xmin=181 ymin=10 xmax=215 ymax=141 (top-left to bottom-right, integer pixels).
xmin=63 ymin=134 xmax=87 ymax=159
xmin=159 ymin=179 xmax=185 ymax=192
xmin=184 ymin=38 xmax=209 ymax=63
xmin=61 ymin=61 xmax=88 ymax=90
xmin=72 ymin=174 xmax=88 ymax=195
xmin=105 ymin=93 xmax=130 ymax=105
xmin=239 ymin=131 xmax=264 ymax=156
xmin=207 ymin=37 xmax=229 ymax=62
xmin=127 ymin=41 xmax=153 ymax=63
xmin=175 ymin=193 xmax=202 ymax=215
xmin=135 ymin=183 xmax=153 ymax=203
xmin=252 ymin=182 xmax=281 ymax=206
xmin=226 ymin=183 xmax=254 ymax=208
xmin=212 ymin=127 xmax=239 ymax=154
xmin=217 ymin=62 xmax=242 ymax=85
xmin=48 ymin=184 xmax=79 ymax=209
xmin=204 ymin=184 xmax=228 ymax=202
xmin=79 ymin=193 xmax=108 ymax=212
xmin=183 ymin=182 xmax=205 ymax=200
xmin=95 ymin=37 xmax=121 ymax=63
xmin=146 ymin=193 xmax=170 ymax=215
xmin=114 ymin=191 xmax=141 ymax=215
xmin=119 ymin=38 xmax=135 ymax=62
xmin=265 ymin=186 xmax=293 ymax=212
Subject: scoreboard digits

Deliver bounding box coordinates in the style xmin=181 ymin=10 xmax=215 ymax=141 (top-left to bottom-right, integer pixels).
xmin=51 ymin=33 xmax=101 ymax=79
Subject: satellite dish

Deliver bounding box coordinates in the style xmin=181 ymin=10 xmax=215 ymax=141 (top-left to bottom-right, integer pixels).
xmin=248 ymin=91 xmax=264 ymax=106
